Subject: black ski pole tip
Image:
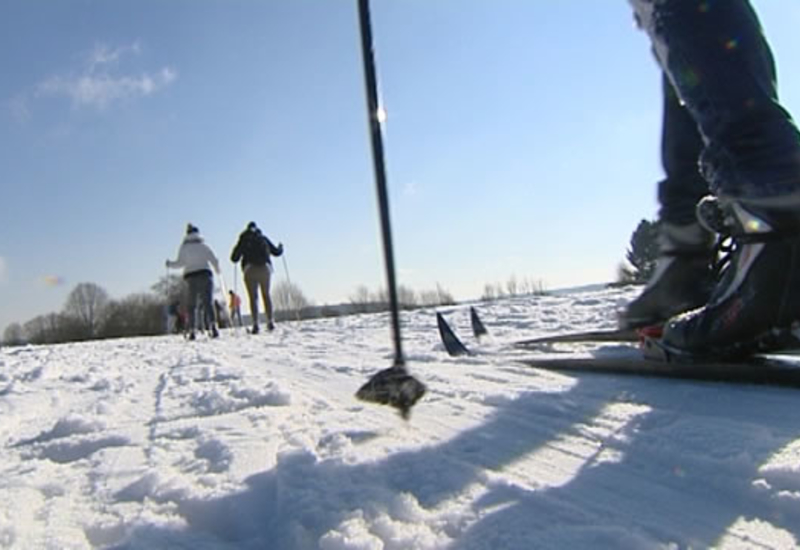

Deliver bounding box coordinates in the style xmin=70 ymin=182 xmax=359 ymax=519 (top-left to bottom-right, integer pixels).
xmin=356 ymin=366 xmax=426 ymax=419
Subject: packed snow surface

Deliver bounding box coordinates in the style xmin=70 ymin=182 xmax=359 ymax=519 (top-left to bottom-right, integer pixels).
xmin=2 ymin=286 xmax=800 ymax=549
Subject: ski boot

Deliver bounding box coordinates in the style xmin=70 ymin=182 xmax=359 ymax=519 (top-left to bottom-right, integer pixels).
xmin=619 ymin=222 xmax=715 ymax=329
xmin=661 ymin=197 xmax=800 ymax=357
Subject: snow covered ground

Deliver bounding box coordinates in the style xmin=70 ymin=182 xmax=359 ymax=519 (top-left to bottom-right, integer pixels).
xmin=2 ymin=285 xmax=800 ymax=549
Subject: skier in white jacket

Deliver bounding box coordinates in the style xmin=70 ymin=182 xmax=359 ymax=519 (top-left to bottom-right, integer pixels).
xmin=166 ymin=224 xmax=221 ymax=340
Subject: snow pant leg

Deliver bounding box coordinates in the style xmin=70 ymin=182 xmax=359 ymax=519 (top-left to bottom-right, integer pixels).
xmin=230 ymin=308 xmax=242 ymax=326
xmin=244 ymin=266 xmax=260 ymax=326
xmin=658 ymin=73 xmax=707 ymax=225
xmin=185 ymin=276 xmax=201 ymax=332
xmin=260 ymin=266 xmax=273 ymax=324
xmin=186 ymin=272 xmax=214 ymax=332
xmin=629 ymin=0 xmax=800 ymax=202
xmin=198 ymin=273 xmax=215 ymax=331
xmin=244 ymin=265 xmax=270 ymax=327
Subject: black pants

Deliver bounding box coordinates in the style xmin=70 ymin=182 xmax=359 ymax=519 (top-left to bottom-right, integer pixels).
xmin=185 ymin=270 xmax=215 ymax=332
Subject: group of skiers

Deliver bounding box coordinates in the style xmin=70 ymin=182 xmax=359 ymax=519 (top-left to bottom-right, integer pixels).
xmin=166 ymin=221 xmax=283 ymax=340
xmin=165 ymin=1 xmax=800 ymax=357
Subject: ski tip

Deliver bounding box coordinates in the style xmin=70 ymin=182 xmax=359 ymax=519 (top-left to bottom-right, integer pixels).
xmin=470 ymin=306 xmax=488 ymax=338
xmin=436 ymin=312 xmax=471 ymax=357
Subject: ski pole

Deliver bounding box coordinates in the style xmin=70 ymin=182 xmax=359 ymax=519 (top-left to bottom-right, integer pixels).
xmin=354 ymin=0 xmax=425 ymax=420
xmin=357 ymin=0 xmax=403 ymax=368
xmin=281 ymin=254 xmax=301 ymax=322
xmin=232 ymin=263 xmax=240 ymax=329
xmin=165 ymin=264 xmax=171 ymax=334
xmin=233 ymin=263 xmax=238 ymax=296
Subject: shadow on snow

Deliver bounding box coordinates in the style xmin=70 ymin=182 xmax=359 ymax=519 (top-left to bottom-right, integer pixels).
xmin=109 ymin=375 xmax=800 ymax=549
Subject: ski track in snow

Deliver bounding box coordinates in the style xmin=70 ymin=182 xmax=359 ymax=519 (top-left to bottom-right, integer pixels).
xmin=1 ymin=286 xmax=800 ymax=548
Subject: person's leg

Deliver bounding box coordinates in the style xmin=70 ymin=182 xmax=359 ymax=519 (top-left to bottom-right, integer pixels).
xmin=186 ymin=277 xmax=201 ymax=339
xmin=243 ymin=266 xmax=260 ymax=333
xmin=632 ymin=0 xmax=799 ymax=205
xmin=260 ymin=266 xmax=274 ymax=330
xmin=199 ymin=274 xmax=218 ymax=337
xmin=232 ymin=306 xmax=241 ymax=326
xmin=621 ymin=75 xmax=715 ymax=328
xmin=658 ymin=75 xmax=709 ymax=225
xmin=630 ymin=0 xmax=800 ymax=354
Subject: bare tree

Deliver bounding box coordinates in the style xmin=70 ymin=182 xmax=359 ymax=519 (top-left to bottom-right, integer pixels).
xmin=100 ymin=293 xmax=165 ymax=339
xmin=372 ymin=287 xmax=389 ymax=307
xmin=24 ymin=313 xmax=65 ymax=344
xmin=530 ymin=278 xmax=548 ymax=296
xmin=418 ymin=284 xmax=456 ymax=307
xmin=63 ymin=282 xmax=109 ymax=339
xmin=397 ymin=285 xmax=418 ymax=309
xmin=349 ymin=285 xmax=372 ymax=313
xmin=506 ymin=275 xmax=519 ymax=297
xmin=2 ymin=322 xmax=25 ymax=346
xmin=151 ymin=274 xmax=187 ymax=304
xmin=434 ymin=283 xmax=456 ymax=305
xmin=272 ymin=280 xmax=311 ymax=316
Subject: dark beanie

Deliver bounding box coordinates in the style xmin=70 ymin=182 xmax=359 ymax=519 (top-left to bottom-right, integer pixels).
xmin=186 ymin=223 xmax=199 ymax=234
xmin=247 ymin=221 xmax=257 ymax=231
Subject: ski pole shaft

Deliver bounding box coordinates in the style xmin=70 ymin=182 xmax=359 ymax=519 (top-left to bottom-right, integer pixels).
xmin=357 ymin=0 xmax=404 ymax=368
xmin=281 ymin=254 xmax=301 ymax=322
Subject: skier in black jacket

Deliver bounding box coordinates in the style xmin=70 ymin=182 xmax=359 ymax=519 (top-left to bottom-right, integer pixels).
xmin=230 ymin=222 xmax=283 ymax=334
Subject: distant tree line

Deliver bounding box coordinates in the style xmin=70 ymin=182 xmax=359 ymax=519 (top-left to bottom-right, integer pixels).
xmin=347 ymin=283 xmax=456 ymax=314
xmin=2 ymin=278 xmax=183 ymax=346
xmin=480 ymin=275 xmax=548 ymax=302
xmin=1 ymin=276 xmax=461 ymax=346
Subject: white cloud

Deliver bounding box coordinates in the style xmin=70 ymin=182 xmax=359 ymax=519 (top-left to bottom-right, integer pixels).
xmin=38 ymin=68 xmax=177 ymax=109
xmin=6 ymin=95 xmax=30 ymax=123
xmin=87 ymin=42 xmax=142 ymax=73
xmin=36 ymin=41 xmax=176 ymax=110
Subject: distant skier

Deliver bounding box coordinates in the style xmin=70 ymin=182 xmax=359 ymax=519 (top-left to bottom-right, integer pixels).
xmin=167 ymin=300 xmax=185 ymax=334
xmin=230 ymin=221 xmax=283 ymax=334
xmin=619 ymin=1 xmax=800 ymax=357
xmin=228 ymin=290 xmax=243 ymax=327
xmin=166 ymin=224 xmax=221 ymax=340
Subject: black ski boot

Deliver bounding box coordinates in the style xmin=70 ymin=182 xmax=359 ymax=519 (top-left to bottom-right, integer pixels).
xmin=619 ymin=222 xmax=714 ymax=329
xmin=661 ymin=198 xmax=800 ymax=357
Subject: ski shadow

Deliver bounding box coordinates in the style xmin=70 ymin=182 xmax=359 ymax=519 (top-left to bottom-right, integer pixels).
xmin=451 ymin=374 xmax=800 ymax=549
xmin=106 ymin=380 xmax=610 ymax=549
xmin=106 ymin=374 xmax=800 ymax=549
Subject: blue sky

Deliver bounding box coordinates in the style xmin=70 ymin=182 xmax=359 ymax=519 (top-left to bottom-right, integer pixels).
xmin=2 ymin=1 xmax=800 ymax=335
